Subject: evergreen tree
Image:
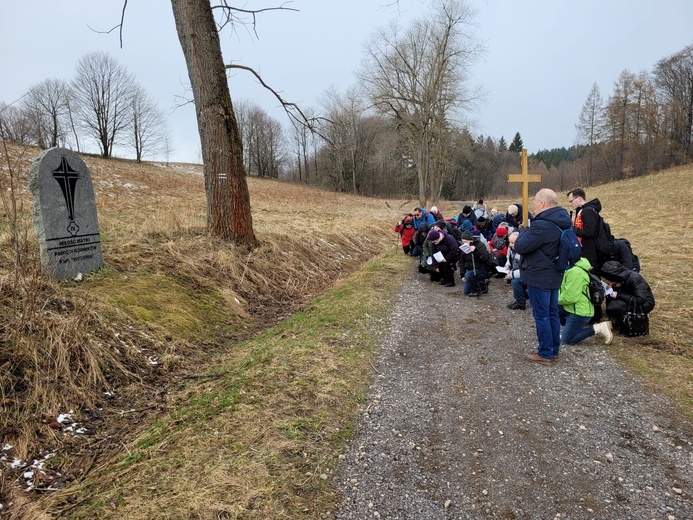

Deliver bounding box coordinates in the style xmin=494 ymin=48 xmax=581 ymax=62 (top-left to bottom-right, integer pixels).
xmin=509 ymin=132 xmax=523 ymax=152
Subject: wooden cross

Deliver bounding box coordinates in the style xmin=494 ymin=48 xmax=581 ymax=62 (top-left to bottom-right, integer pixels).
xmin=507 ymin=148 xmax=541 ymax=226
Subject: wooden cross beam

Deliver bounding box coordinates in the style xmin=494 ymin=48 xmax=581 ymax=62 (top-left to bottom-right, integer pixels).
xmin=507 ymin=148 xmax=541 ymax=226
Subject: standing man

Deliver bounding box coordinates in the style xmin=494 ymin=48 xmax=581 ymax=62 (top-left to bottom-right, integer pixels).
xmin=566 ymin=188 xmax=604 ymax=271
xmin=514 ymin=189 xmax=573 ymax=365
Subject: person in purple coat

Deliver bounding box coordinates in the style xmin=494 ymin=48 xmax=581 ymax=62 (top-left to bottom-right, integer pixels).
xmin=514 ymin=189 xmax=573 ymax=365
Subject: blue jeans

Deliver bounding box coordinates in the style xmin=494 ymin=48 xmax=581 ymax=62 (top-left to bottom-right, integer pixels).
xmin=561 ymin=313 xmax=595 ymax=345
xmin=463 ymin=269 xmax=489 ymax=294
xmin=527 ymin=286 xmax=560 ymax=360
xmin=511 ymin=278 xmax=528 ymax=306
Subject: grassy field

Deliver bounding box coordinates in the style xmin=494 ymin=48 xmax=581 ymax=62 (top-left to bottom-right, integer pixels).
xmin=1 ymin=143 xmax=691 ymax=518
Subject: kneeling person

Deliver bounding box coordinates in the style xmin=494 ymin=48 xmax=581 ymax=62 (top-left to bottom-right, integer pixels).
xmin=558 ymin=257 xmax=613 ymax=346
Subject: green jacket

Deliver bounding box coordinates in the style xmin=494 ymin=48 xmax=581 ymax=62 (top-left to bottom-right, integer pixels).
xmin=558 ymin=257 xmax=594 ymax=317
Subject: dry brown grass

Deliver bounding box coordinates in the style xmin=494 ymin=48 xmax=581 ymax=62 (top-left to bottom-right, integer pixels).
xmin=1 ymin=141 xmax=691 ymax=518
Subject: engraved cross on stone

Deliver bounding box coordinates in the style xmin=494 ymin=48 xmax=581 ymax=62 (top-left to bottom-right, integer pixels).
xmin=507 ymin=148 xmax=541 ymax=226
xmin=52 ymin=155 xmax=80 ymax=235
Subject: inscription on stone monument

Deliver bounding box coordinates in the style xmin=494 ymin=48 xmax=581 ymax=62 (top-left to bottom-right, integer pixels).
xmin=29 ymin=147 xmax=103 ymax=280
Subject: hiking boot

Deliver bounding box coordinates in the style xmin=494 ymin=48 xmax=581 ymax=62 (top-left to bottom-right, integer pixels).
xmin=481 ymin=281 xmax=489 ymax=293
xmin=593 ymin=321 xmax=613 ymax=344
xmin=552 ymin=354 xmax=559 ymax=362
xmin=524 ymin=353 xmax=554 ymax=365
xmin=467 ymin=291 xmax=481 ymax=297
xmin=443 ymin=282 xmax=455 ymax=287
xmin=507 ymin=302 xmax=526 ymax=310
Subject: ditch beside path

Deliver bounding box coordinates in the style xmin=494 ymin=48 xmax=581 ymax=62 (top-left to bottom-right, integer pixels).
xmin=334 ymin=261 xmax=692 ymax=519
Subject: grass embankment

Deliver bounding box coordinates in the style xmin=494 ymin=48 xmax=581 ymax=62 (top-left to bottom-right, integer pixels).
xmin=583 ymin=165 xmax=693 ymax=416
xmin=47 ymin=252 xmax=408 ymax=519
xmin=1 ymin=141 xmax=691 ymax=518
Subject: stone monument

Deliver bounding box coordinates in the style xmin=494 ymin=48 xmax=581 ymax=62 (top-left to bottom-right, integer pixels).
xmin=29 ymin=147 xmax=103 ymax=280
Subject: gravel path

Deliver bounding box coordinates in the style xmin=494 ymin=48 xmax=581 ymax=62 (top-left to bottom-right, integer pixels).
xmin=334 ymin=262 xmax=692 ymax=519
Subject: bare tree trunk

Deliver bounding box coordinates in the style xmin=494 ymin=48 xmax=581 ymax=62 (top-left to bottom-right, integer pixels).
xmin=171 ymin=0 xmax=255 ymax=245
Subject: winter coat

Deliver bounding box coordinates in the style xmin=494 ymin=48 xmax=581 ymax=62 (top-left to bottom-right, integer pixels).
xmin=459 ymin=238 xmax=495 ymax=273
xmin=610 ymin=238 xmax=635 ymax=271
xmin=514 ymin=205 xmax=573 ymax=289
xmin=600 ymin=260 xmax=655 ymax=316
xmin=505 ymin=247 xmax=523 ymax=280
xmin=573 ymin=198 xmax=602 ymax=269
xmin=505 ymin=203 xmax=532 ymax=229
xmin=413 ymin=210 xmax=435 ymax=229
xmin=431 ymin=233 xmax=461 ymax=266
xmin=488 ymin=234 xmax=508 ymax=257
xmin=558 ymin=257 xmax=594 ymax=318
xmin=394 ymin=218 xmax=416 ymax=246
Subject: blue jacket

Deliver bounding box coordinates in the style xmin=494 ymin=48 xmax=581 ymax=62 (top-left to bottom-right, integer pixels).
xmin=413 ymin=210 xmax=435 ymax=229
xmin=514 ymin=205 xmax=573 ymax=289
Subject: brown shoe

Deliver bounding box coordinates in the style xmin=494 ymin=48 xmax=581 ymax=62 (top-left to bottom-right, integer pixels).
xmin=524 ymin=353 xmax=554 ymax=365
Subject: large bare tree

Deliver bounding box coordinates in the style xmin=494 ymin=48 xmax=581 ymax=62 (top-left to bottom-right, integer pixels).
xmin=23 ymin=78 xmax=72 ymax=149
xmin=129 ymin=83 xmax=169 ymax=162
xmin=358 ymin=0 xmax=482 ymax=206
xmin=170 ymin=0 xmax=255 ymax=244
xmin=71 ymin=52 xmax=135 ymax=158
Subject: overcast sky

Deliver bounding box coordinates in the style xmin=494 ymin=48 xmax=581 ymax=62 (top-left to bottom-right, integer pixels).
xmin=1 ymin=0 xmax=692 ymax=163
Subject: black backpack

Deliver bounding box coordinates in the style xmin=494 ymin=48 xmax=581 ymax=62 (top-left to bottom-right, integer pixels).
xmin=586 ymin=272 xmax=606 ymax=305
xmin=595 ymin=216 xmax=615 ymax=258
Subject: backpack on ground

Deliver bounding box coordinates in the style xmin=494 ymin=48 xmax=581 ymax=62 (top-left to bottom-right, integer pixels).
xmin=552 ymin=223 xmax=582 ymax=271
xmin=585 ymin=272 xmax=606 ymax=305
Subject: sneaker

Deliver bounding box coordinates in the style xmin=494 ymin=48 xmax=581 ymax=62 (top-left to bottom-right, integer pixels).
xmin=593 ymin=321 xmax=613 ymax=344
xmin=467 ymin=291 xmax=481 ymax=297
xmin=524 ymin=353 xmax=553 ymax=365
xmin=507 ymin=302 xmax=526 ymax=310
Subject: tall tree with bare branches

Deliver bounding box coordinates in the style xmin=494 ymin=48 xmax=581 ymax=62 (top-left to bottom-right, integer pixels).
xmin=170 ymin=0 xmax=256 ymax=244
xmin=71 ymin=52 xmax=135 ymax=158
xmin=358 ymin=0 xmax=482 ymax=206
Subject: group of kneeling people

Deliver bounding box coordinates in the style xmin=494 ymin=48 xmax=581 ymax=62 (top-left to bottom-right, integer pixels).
xmin=394 ymin=204 xmax=655 ymax=349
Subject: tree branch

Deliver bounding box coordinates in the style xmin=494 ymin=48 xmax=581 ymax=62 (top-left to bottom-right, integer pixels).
xmin=225 ymin=63 xmax=317 ymax=133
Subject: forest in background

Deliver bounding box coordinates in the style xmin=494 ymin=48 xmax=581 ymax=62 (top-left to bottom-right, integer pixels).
xmin=1 ymin=24 xmax=691 ymax=202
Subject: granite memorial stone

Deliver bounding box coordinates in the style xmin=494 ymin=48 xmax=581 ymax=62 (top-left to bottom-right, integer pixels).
xmin=29 ymin=147 xmax=103 ymax=280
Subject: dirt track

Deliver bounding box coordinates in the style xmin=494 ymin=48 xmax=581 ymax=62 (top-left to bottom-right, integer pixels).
xmin=335 ymin=261 xmax=692 ymax=519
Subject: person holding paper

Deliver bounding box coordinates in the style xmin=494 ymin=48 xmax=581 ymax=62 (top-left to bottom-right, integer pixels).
xmin=459 ymin=230 xmax=496 ymax=296
xmin=427 ymin=229 xmax=460 ymax=287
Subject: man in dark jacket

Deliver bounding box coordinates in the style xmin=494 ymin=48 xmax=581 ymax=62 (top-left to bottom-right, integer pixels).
xmin=600 ymin=260 xmax=655 ymax=329
xmin=429 ymin=229 xmax=461 ymax=287
xmin=567 ymin=188 xmax=605 ymax=271
xmin=514 ymin=189 xmax=573 ymax=365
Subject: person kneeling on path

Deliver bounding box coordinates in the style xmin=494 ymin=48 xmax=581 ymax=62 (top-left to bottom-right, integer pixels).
xmin=600 ymin=260 xmax=655 ymax=331
xmin=428 ymin=229 xmax=461 ymax=287
xmin=459 ymin=230 xmax=495 ymax=297
xmin=558 ymin=257 xmax=613 ymax=346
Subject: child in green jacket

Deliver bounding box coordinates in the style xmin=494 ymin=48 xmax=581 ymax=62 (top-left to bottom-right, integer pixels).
xmin=558 ymin=257 xmax=612 ymax=345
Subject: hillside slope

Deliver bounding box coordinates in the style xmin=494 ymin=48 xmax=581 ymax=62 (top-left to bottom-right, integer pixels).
xmin=1 ymin=143 xmax=691 ymax=517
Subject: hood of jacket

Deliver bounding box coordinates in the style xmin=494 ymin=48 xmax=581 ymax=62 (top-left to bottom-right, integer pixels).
xmin=574 ymin=256 xmax=593 ymax=272
xmin=600 ymin=260 xmax=630 ymax=283
xmin=534 ymin=205 xmax=573 ymax=229
xmin=581 ymin=198 xmax=603 ymax=214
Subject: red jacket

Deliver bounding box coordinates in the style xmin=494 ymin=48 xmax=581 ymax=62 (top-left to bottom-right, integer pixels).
xmin=394 ymin=218 xmax=416 ymax=246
